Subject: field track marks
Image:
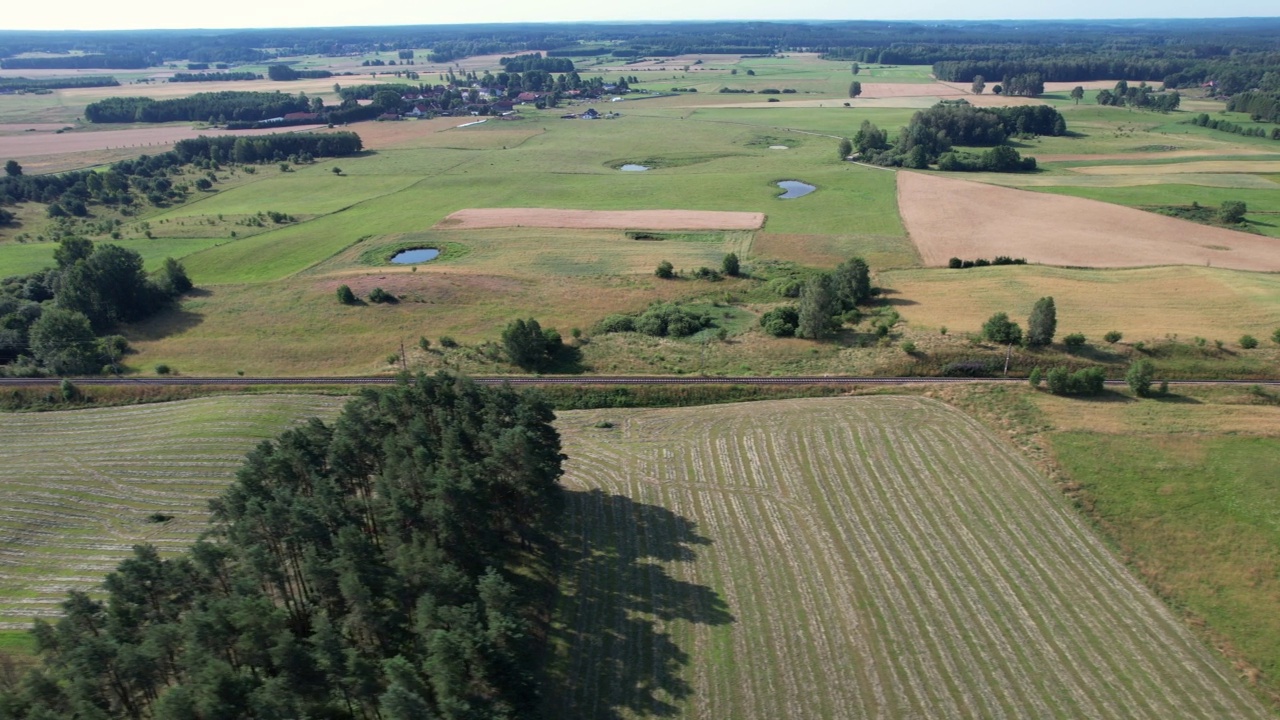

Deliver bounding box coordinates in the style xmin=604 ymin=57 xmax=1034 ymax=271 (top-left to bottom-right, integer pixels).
xmin=550 ymin=397 xmax=1272 ymax=719
xmin=0 ymin=395 xmax=345 ymax=628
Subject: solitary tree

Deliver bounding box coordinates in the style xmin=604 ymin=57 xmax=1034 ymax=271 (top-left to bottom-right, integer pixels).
xmin=848 ymin=81 xmax=862 ymax=99
xmin=851 ymin=63 xmax=860 ymax=75
xmin=502 ymin=318 xmax=558 ymax=370
xmin=838 ymin=137 xmax=852 ymax=159
xmin=982 ymin=312 xmax=1023 ymax=345
xmin=971 ymin=75 xmax=986 ymax=94
xmin=831 ymin=256 xmax=871 ymax=310
xmin=796 ymin=274 xmax=838 ymax=340
xmin=1070 ymin=86 xmax=1085 ymax=104
xmin=722 ymin=252 xmax=740 ymax=277
xmin=336 ymin=284 xmax=356 ymax=304
xmin=655 ymin=260 xmax=674 ymax=279
xmin=1026 ymin=296 xmax=1057 ymax=347
xmin=3 ymin=160 xmax=21 ymax=177
xmin=1218 ymin=200 xmax=1247 ymax=224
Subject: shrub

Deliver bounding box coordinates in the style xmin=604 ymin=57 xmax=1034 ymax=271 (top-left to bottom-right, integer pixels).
xmin=722 ymin=252 xmax=740 ymax=277
xmin=597 ymin=314 xmax=636 ymax=334
xmin=336 ymin=284 xmax=356 ymax=304
xmin=1273 ymin=328 xmax=1280 ymax=345
xmin=1240 ymin=334 xmax=1258 ymax=349
xmin=1126 ymin=359 xmax=1155 ymax=397
xmin=59 ymin=378 xmax=80 ymax=401
xmin=1046 ymin=366 xmax=1105 ymax=396
xmin=367 ymin=287 xmax=395 ymax=303
xmin=155 ymin=363 xmax=171 ymax=375
xmin=438 ymin=336 xmax=458 ymax=348
xmin=759 ymin=306 xmax=799 ymax=337
xmin=901 ymin=340 xmax=917 ymax=354
xmin=1028 ymin=366 xmax=1042 ymax=388
xmin=418 ymin=336 xmax=431 ymax=351
xmin=655 ymin=260 xmax=674 ymax=279
xmin=767 ymin=277 xmax=803 ymax=298
xmin=1103 ymin=330 xmax=1123 ymax=344
xmin=633 ymin=303 xmax=711 ymax=337
xmin=941 ymin=360 xmax=993 ymax=377
xmin=692 ymin=266 xmax=722 ymax=281
xmin=948 ymin=257 xmax=962 ymax=269
xmin=1063 ymin=333 xmax=1086 ymax=350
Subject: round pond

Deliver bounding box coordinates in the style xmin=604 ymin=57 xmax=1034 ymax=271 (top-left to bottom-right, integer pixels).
xmin=390 ymin=248 xmax=441 ymax=264
xmin=777 ymin=180 xmax=816 ymax=199
xmin=620 ymin=164 xmax=650 ymax=172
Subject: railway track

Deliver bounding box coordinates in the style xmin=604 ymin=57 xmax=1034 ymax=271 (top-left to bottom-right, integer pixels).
xmin=1 ymin=375 xmax=1277 ymax=387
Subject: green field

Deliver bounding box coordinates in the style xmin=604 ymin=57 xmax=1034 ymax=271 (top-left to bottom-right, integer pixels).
xmin=549 ymin=396 xmax=1271 ymax=718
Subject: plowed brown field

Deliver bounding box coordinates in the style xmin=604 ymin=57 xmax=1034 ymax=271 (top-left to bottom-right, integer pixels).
xmin=897 ymin=171 xmax=1280 ymax=271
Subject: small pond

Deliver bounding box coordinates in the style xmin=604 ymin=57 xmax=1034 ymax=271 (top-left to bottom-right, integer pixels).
xmin=390 ymin=248 xmax=441 ymax=264
xmin=620 ymin=164 xmax=650 ymax=172
xmin=776 ymin=180 xmax=816 ymax=199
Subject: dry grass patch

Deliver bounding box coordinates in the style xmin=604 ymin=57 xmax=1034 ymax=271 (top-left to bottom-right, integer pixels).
xmin=882 ymin=265 xmax=1280 ymax=341
xmin=1070 ymin=160 xmax=1280 ymax=175
xmin=0 ymin=124 xmax=324 ymax=159
xmin=435 ymin=208 xmax=765 ymax=231
xmin=897 ymin=171 xmax=1280 ymax=271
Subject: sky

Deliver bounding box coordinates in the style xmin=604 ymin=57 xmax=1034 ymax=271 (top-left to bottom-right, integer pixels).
xmin=3 ymin=0 xmax=1278 ymax=31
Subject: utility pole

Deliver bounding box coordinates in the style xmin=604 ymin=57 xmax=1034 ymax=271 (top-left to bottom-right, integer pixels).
xmin=1003 ymin=343 xmax=1013 ymax=377
xmin=400 ymin=339 xmax=408 ymax=372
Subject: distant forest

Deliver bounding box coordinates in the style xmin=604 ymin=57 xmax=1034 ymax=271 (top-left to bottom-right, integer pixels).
xmin=2 ymin=19 xmax=1279 ymax=89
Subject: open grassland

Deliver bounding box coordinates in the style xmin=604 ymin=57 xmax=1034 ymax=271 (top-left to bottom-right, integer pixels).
xmin=1032 ymin=183 xmax=1280 ymax=239
xmin=881 ymin=264 xmax=1280 ymax=341
xmin=897 ymin=171 xmax=1280 ymax=270
xmin=940 ymin=383 xmax=1280 ymax=704
xmin=0 ymin=395 xmax=345 ymax=629
xmin=548 ymin=396 xmax=1271 ymax=719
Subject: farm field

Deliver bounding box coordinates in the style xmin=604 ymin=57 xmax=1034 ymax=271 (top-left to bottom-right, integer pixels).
xmin=548 ymin=396 xmax=1271 ymax=718
xmin=0 ymin=394 xmax=346 ymax=629
xmin=896 ymin=171 xmax=1280 ymax=270
xmin=0 ymin=392 xmax=1273 ymax=718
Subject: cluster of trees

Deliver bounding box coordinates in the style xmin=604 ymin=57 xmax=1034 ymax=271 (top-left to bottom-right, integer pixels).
xmin=759 ymin=257 xmax=873 ymax=339
xmin=1096 ymin=81 xmax=1181 ymax=112
xmin=1226 ymin=91 xmax=1280 ymax=123
xmin=169 ymin=72 xmax=260 ymax=83
xmin=84 ymin=91 xmax=311 ymax=124
xmin=1189 ymin=113 xmax=1280 ymax=140
xmin=1153 ymin=199 xmax=1249 ymax=226
xmin=853 ymin=102 xmax=1059 ymax=171
xmin=598 ymin=303 xmax=714 ymax=338
xmin=983 ymin=297 xmax=1058 ymax=347
xmin=0 ymin=76 xmax=118 ymax=91
xmin=501 ymin=317 xmax=566 ymax=371
xmin=499 ymin=53 xmax=575 ymax=73
xmin=267 ymin=64 xmax=333 ymax=81
xmin=1 ymin=237 xmax=191 ymax=375
xmin=0 ymin=374 xmax=564 ymax=718
xmin=1000 ymin=73 xmax=1044 ymax=97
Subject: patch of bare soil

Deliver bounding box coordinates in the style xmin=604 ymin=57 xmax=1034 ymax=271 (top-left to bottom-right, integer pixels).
xmin=897 ymin=171 xmax=1280 ymax=271
xmin=435 ymin=208 xmax=765 ymax=231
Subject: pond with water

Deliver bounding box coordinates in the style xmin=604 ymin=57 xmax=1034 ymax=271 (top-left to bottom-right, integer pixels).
xmin=776 ymin=180 xmax=816 ymax=199
xmin=390 ymin=248 xmax=441 ymax=264
xmin=620 ymin=164 xmax=650 ymax=172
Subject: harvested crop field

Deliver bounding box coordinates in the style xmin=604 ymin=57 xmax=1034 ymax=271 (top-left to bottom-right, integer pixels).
xmin=0 ymin=124 xmax=324 ymax=159
xmin=549 ymin=397 xmax=1270 ymax=719
xmin=0 ymin=395 xmax=345 ymax=628
xmin=435 ymin=208 xmax=766 ymax=231
xmin=1069 ymin=160 xmax=1280 ymax=175
xmin=897 ymin=171 xmax=1280 ymax=271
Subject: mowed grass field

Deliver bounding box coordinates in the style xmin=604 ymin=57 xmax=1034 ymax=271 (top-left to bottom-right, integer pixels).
xmin=0 ymin=395 xmax=345 ymax=630
xmin=549 ymin=396 xmax=1270 ymax=718
xmin=0 ymin=393 xmax=1269 ymax=717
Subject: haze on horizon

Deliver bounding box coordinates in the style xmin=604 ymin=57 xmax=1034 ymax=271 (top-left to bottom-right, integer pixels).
xmin=4 ymin=0 xmax=1278 ymax=32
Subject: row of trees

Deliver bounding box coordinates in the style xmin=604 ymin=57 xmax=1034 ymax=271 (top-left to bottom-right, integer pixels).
xmin=0 ymin=76 xmax=118 ymax=91
xmin=85 ymin=91 xmax=311 ymax=124
xmin=169 ymin=72 xmax=260 ymax=83
xmin=1189 ymin=113 xmax=1280 ymax=140
xmin=1 ymin=374 xmax=565 ymax=718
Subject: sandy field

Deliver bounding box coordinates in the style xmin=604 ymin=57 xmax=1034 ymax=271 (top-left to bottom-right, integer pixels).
xmin=897 ymin=171 xmax=1280 ymax=271
xmin=0 ymin=124 xmax=325 ymax=159
xmin=436 ymin=208 xmax=765 ymax=231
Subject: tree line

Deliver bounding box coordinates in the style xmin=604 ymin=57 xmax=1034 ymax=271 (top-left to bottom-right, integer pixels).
xmin=0 ymin=374 xmax=565 ymax=718
xmin=499 ymin=53 xmax=575 ymax=73
xmin=169 ymin=72 xmax=261 ymax=83
xmin=267 ymin=64 xmax=334 ymax=81
xmin=1188 ymin=113 xmax=1280 ymax=140
xmin=84 ymin=91 xmax=311 ymax=124
xmin=0 ymin=76 xmax=119 ymax=91
xmin=0 ymin=53 xmax=152 ymax=69
xmin=1226 ymin=91 xmax=1280 ymax=123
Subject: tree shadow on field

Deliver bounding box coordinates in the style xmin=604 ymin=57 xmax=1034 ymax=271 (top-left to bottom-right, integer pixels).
xmin=548 ymin=489 xmax=734 ymax=719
